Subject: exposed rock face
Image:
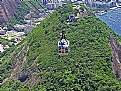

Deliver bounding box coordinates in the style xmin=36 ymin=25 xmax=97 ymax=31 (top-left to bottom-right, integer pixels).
xmin=1 ymin=42 xmax=40 ymax=87
xmin=110 ymin=36 xmax=121 ymax=80
xmin=0 ymin=0 xmax=21 ymax=23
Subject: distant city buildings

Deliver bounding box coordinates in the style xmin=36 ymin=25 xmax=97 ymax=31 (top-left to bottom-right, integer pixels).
xmin=39 ymin=0 xmax=71 ymax=9
xmin=38 ymin=0 xmax=119 ymax=9
xmin=46 ymin=0 xmax=63 ymax=9
xmin=39 ymin=0 xmax=48 ymax=5
xmin=116 ymin=0 xmax=121 ymax=3
xmin=85 ymin=0 xmax=117 ymax=8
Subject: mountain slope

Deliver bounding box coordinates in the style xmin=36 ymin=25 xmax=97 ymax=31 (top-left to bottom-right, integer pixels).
xmin=0 ymin=4 xmax=121 ymax=91
xmin=0 ymin=0 xmax=21 ymax=24
xmin=8 ymin=0 xmax=45 ymax=27
xmin=0 ymin=0 xmax=45 ymax=25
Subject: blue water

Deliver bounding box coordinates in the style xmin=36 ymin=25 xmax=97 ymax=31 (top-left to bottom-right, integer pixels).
xmin=97 ymin=8 xmax=121 ymax=36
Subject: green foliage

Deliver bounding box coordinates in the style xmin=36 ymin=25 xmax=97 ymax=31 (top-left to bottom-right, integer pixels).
xmin=0 ymin=38 xmax=10 ymax=46
xmin=1 ymin=4 xmax=121 ymax=91
xmin=0 ymin=79 xmax=29 ymax=91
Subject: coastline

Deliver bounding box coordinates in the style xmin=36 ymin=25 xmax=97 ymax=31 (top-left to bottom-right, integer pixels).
xmin=95 ymin=7 xmax=121 ymax=36
xmin=95 ymin=6 xmax=121 ymax=16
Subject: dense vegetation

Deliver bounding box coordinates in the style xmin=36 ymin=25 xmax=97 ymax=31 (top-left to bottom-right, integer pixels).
xmin=0 ymin=38 xmax=10 ymax=46
xmin=0 ymin=4 xmax=121 ymax=91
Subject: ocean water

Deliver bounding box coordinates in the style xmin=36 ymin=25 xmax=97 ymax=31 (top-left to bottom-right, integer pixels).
xmin=97 ymin=8 xmax=121 ymax=36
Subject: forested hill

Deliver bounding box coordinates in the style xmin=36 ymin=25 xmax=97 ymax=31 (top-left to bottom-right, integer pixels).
xmin=1 ymin=4 xmax=121 ymax=91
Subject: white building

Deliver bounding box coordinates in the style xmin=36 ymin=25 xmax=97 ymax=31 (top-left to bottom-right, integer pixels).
xmin=0 ymin=27 xmax=6 ymax=35
xmin=14 ymin=24 xmax=25 ymax=31
xmin=46 ymin=0 xmax=63 ymax=9
xmin=0 ymin=44 xmax=4 ymax=52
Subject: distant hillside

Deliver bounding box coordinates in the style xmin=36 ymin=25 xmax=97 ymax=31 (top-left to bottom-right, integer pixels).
xmin=1 ymin=4 xmax=121 ymax=91
xmin=0 ymin=0 xmax=21 ymax=24
xmin=0 ymin=0 xmax=44 ymax=25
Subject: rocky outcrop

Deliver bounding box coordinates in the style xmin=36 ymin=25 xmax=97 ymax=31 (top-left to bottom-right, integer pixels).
xmin=0 ymin=0 xmax=21 ymax=23
xmin=110 ymin=36 xmax=121 ymax=80
xmin=1 ymin=42 xmax=40 ymax=87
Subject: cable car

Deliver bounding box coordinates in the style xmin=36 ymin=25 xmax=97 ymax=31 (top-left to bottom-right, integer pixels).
xmin=66 ymin=14 xmax=75 ymax=23
xmin=58 ymin=30 xmax=70 ymax=55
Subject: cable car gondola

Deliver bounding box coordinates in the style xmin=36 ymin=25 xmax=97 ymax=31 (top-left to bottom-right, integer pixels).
xmin=66 ymin=14 xmax=75 ymax=23
xmin=58 ymin=30 xmax=70 ymax=55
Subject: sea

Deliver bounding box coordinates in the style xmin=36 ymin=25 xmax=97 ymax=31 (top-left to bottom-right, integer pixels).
xmin=96 ymin=8 xmax=121 ymax=36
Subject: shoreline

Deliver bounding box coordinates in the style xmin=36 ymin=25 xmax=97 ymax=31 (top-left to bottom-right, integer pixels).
xmin=95 ymin=6 xmax=121 ymax=16
xmin=95 ymin=7 xmax=121 ymax=36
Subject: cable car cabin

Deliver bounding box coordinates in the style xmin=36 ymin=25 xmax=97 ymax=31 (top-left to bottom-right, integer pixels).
xmin=66 ymin=15 xmax=75 ymax=23
xmin=58 ymin=39 xmax=69 ymax=55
